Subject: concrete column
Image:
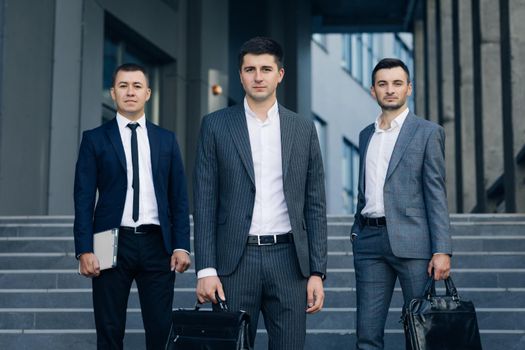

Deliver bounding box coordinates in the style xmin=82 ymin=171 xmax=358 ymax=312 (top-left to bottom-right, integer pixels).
xmin=0 ymin=0 xmax=55 ymax=214
xmin=458 ymin=0 xmax=477 ymax=212
xmin=413 ymin=20 xmax=426 ymax=116
xmin=480 ymin=0 xmax=504 ymax=212
xmin=48 ymin=0 xmax=83 ymax=214
xmin=510 ymin=0 xmax=525 ymax=212
xmin=281 ymin=0 xmax=312 ymax=119
xmin=439 ymin=0 xmax=457 ymax=212
xmin=426 ymin=0 xmax=439 ymax=123
xmin=185 ymin=0 xmax=229 ymax=206
xmin=78 ymin=0 xmax=104 ymax=134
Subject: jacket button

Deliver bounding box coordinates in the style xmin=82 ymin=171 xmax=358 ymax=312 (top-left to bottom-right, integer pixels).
xmin=251 ymin=188 xmax=255 ymax=193
xmin=246 ymin=214 xmax=252 ymax=220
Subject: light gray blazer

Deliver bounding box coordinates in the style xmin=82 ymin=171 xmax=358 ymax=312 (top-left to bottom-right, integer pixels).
xmin=351 ymin=112 xmax=452 ymax=258
xmin=193 ymin=104 xmax=327 ymax=277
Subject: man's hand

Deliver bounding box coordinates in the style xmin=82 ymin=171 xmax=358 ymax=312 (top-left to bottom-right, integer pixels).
xmin=306 ymin=275 xmax=324 ymax=314
xmin=196 ymin=276 xmax=225 ymax=304
xmin=79 ymin=253 xmax=100 ymax=278
xmin=171 ymin=251 xmax=191 ymax=273
xmin=428 ymin=253 xmax=451 ymax=280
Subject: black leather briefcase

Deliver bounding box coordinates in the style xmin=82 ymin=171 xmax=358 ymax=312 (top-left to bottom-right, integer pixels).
xmin=165 ymin=296 xmax=252 ymax=350
xmin=404 ymin=276 xmax=482 ymax=350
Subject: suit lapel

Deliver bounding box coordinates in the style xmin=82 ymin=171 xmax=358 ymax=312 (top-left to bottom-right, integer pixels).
xmin=146 ymin=121 xmax=160 ymax=177
xmin=226 ymin=105 xmax=255 ymax=185
xmin=279 ymin=106 xmax=296 ymax=181
xmin=385 ymin=113 xmax=419 ymax=181
xmin=106 ymin=118 xmax=127 ymax=171
xmin=359 ymin=124 xmax=375 ymax=192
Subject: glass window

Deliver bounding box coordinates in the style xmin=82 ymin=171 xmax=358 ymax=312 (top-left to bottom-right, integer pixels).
xmin=312 ymin=33 xmax=328 ymax=51
xmin=354 ymin=35 xmax=363 ymax=84
xmin=103 ymin=25 xmax=161 ymax=124
xmin=342 ymin=138 xmax=359 ymax=214
xmin=341 ymin=34 xmax=352 ymax=72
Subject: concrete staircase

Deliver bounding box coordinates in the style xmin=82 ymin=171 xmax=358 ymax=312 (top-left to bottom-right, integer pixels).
xmin=0 ymin=215 xmax=524 ymax=349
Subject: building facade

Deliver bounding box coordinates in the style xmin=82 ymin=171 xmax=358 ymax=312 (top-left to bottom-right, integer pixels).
xmin=0 ymin=0 xmax=523 ymax=215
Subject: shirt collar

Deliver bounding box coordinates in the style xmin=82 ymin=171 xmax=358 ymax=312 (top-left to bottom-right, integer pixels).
xmin=116 ymin=113 xmax=147 ymax=130
xmin=374 ymin=107 xmax=409 ymax=132
xmin=243 ymin=97 xmax=279 ymax=123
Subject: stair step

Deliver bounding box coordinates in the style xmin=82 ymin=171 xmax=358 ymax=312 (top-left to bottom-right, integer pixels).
xmin=1 ymin=214 xmax=524 ymax=349
xmin=2 ymin=251 xmax=524 ymax=269
xmin=2 ymin=287 xmax=523 ymax=309
xmin=5 ymin=236 xmax=524 ymax=253
xmin=1 ymin=307 xmax=523 ymax=331
xmin=0 ymin=331 xmax=522 ymax=350
xmin=2 ymin=268 xmax=525 ymax=288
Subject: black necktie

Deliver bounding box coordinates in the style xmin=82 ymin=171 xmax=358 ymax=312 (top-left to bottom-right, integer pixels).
xmin=127 ymin=123 xmax=140 ymax=222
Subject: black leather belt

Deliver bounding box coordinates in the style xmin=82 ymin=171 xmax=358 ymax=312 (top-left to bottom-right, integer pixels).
xmin=247 ymin=232 xmax=293 ymax=246
xmin=119 ymin=224 xmax=161 ymax=234
xmin=362 ymin=216 xmax=387 ymax=227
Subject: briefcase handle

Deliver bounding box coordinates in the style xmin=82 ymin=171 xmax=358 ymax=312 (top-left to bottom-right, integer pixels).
xmin=194 ymin=291 xmax=229 ymax=311
xmin=423 ymin=275 xmax=460 ymax=301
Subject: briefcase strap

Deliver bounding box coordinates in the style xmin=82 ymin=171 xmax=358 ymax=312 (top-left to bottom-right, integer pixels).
xmin=194 ymin=292 xmax=229 ymax=311
xmin=423 ymin=276 xmax=460 ymax=301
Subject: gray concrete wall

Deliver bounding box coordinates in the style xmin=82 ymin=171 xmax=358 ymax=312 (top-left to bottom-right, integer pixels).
xmin=101 ymin=0 xmax=179 ymax=59
xmin=0 ymin=0 xmax=55 ymax=214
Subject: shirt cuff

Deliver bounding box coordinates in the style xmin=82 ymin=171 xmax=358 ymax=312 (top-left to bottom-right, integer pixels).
xmin=197 ymin=268 xmax=218 ymax=279
xmin=173 ymin=249 xmax=190 ymax=255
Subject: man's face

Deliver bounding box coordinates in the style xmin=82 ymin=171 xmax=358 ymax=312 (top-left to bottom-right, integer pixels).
xmin=239 ymin=53 xmax=284 ymax=103
xmin=110 ymin=70 xmax=151 ymax=120
xmin=371 ymin=67 xmax=412 ymax=111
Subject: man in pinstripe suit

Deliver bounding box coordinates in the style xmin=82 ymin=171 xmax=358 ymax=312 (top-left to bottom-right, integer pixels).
xmin=193 ymin=37 xmax=327 ymax=349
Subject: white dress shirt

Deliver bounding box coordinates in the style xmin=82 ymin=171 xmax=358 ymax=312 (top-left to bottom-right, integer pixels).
xmin=116 ymin=113 xmax=160 ymax=227
xmin=361 ymin=108 xmax=409 ymax=218
xmin=245 ymin=98 xmax=292 ymax=236
xmin=197 ymin=98 xmax=292 ymax=279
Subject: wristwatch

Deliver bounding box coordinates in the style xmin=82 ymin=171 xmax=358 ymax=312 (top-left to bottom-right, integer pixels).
xmin=310 ymin=271 xmax=326 ymax=281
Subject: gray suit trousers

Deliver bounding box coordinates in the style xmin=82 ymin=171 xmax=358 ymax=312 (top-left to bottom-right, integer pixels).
xmin=353 ymin=225 xmax=429 ymax=350
xmin=218 ymin=242 xmax=307 ymax=350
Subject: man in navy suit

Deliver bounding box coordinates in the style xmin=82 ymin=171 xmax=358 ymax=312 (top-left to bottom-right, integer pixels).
xmin=351 ymin=58 xmax=452 ymax=349
xmin=74 ymin=63 xmax=191 ymax=349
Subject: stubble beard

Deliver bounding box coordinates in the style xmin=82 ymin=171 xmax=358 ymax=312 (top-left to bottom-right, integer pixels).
xmin=378 ymin=98 xmax=406 ymax=111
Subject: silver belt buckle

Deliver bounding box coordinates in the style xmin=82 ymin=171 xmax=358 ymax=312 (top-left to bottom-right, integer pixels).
xmin=134 ymin=226 xmax=147 ymax=234
xmin=257 ymin=234 xmax=277 ymax=246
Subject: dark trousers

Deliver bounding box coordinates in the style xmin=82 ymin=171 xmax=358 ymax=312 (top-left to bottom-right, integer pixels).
xmin=218 ymin=242 xmax=307 ymax=350
xmin=353 ymin=225 xmax=429 ymax=350
xmin=92 ymin=230 xmax=174 ymax=350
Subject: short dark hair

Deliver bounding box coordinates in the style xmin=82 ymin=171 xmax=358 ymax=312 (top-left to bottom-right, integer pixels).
xmin=238 ymin=37 xmax=284 ymax=70
xmin=371 ymin=58 xmax=410 ymax=85
xmin=112 ymin=63 xmax=149 ymax=87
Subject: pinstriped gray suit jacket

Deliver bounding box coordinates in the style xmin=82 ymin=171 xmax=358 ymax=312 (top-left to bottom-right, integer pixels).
xmin=351 ymin=112 xmax=452 ymax=258
xmin=193 ymin=104 xmax=327 ymax=278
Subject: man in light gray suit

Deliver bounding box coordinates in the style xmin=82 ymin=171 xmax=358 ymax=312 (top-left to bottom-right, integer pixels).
xmin=193 ymin=37 xmax=327 ymax=349
xmin=351 ymin=58 xmax=452 ymax=350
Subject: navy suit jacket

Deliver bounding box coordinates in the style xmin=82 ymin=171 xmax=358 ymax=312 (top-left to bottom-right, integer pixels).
xmin=351 ymin=112 xmax=452 ymax=258
xmin=74 ymin=118 xmax=190 ymax=257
